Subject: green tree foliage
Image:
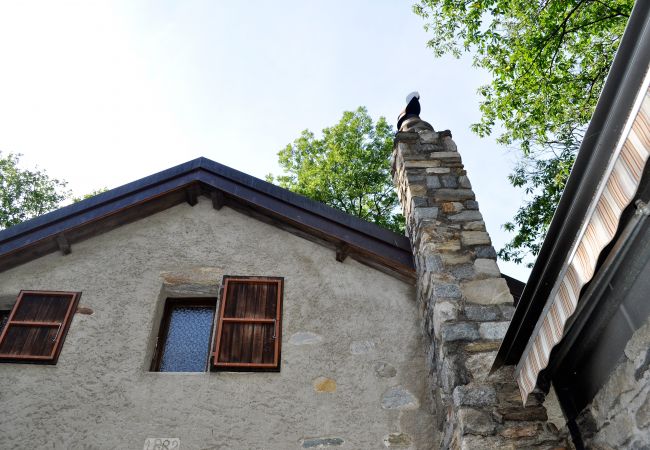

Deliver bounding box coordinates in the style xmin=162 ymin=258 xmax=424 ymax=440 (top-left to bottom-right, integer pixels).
xmin=72 ymin=187 xmax=109 ymax=203
xmin=414 ymin=0 xmax=633 ymax=264
xmin=268 ymin=107 xmax=404 ymax=233
xmin=0 ymin=152 xmax=69 ymax=229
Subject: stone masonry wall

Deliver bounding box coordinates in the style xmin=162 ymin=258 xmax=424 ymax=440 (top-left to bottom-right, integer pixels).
xmin=392 ymin=115 xmax=567 ymax=449
xmin=576 ymin=315 xmax=650 ymax=449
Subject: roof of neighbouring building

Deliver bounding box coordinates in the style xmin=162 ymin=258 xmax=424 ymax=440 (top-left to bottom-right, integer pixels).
xmin=494 ymin=1 xmax=650 ymax=408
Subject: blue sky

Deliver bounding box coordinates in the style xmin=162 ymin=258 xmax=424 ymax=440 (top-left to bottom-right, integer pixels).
xmin=0 ymin=1 xmax=532 ymax=280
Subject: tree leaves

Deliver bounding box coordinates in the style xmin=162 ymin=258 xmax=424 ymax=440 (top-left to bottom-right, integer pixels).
xmin=0 ymin=152 xmax=69 ymax=229
xmin=268 ymin=107 xmax=404 ymax=233
xmin=414 ymin=0 xmax=632 ymax=263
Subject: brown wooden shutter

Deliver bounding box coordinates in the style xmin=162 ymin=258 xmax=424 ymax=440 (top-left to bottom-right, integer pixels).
xmin=0 ymin=291 xmax=80 ymax=364
xmin=213 ymin=277 xmax=283 ymax=370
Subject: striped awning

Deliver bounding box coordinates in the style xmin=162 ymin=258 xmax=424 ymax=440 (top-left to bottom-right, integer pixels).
xmin=516 ymin=84 xmax=650 ymax=403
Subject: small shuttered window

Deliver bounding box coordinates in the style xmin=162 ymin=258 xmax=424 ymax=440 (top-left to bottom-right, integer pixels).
xmin=213 ymin=277 xmax=283 ymax=371
xmin=150 ymin=298 xmax=217 ymax=372
xmin=0 ymin=291 xmax=80 ymax=364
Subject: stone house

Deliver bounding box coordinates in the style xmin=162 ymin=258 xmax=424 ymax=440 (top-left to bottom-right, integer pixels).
xmin=1 ymin=4 xmax=648 ymax=449
xmin=0 ymin=125 xmax=539 ymax=448
xmin=0 ymin=157 xmax=442 ymax=449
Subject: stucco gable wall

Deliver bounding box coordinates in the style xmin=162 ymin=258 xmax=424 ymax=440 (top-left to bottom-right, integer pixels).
xmin=0 ymin=197 xmax=435 ymax=449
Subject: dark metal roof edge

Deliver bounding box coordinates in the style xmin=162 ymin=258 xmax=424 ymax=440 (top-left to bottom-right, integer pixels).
xmin=0 ymin=157 xmax=412 ymax=269
xmin=0 ymin=157 xmax=410 ymax=249
xmin=0 ymin=158 xmax=203 ymax=242
xmin=194 ymin=157 xmax=411 ymax=249
xmin=494 ymin=2 xmax=650 ymax=369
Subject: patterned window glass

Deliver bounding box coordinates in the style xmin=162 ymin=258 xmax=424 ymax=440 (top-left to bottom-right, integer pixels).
xmin=153 ymin=300 xmax=216 ymax=372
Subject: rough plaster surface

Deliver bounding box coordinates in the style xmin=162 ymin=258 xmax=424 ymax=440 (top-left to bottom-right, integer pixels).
xmin=0 ymin=198 xmax=435 ymax=449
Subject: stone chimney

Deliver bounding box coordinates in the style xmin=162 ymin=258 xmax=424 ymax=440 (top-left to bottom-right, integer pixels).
xmin=392 ymin=97 xmax=566 ymax=448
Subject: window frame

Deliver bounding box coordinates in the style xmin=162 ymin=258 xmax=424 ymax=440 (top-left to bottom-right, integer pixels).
xmin=0 ymin=290 xmax=81 ymax=364
xmin=150 ymin=297 xmax=218 ymax=372
xmin=212 ymin=276 xmax=284 ymax=372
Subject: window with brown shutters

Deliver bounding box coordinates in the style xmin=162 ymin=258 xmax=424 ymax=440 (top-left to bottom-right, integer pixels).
xmin=213 ymin=277 xmax=283 ymax=371
xmin=0 ymin=291 xmax=80 ymax=364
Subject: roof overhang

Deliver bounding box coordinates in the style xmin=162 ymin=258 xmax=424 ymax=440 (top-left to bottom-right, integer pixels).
xmin=493 ymin=1 xmax=650 ymax=403
xmin=0 ymin=157 xmax=415 ymax=280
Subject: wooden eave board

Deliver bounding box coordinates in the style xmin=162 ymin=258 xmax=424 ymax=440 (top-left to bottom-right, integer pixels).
xmin=0 ymin=158 xmax=415 ymax=280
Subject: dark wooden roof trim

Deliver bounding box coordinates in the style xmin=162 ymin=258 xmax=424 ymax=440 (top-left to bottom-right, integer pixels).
xmin=0 ymin=157 xmax=414 ymax=278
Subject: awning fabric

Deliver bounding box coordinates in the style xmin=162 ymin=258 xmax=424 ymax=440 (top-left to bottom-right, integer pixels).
xmin=516 ymin=86 xmax=650 ymax=402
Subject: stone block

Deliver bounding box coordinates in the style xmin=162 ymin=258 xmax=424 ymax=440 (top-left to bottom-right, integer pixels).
xmin=430 ymin=151 xmax=461 ymax=160
xmin=474 ymin=259 xmax=501 ymax=278
xmin=407 ymin=173 xmax=426 ymax=183
xmin=301 ymin=437 xmax=344 ymax=448
xmin=420 ymin=143 xmax=445 ymax=152
xmin=450 ymin=211 xmax=483 ymax=222
xmin=434 ymin=284 xmax=462 ymax=299
xmin=495 ymin=405 xmax=547 ymax=422
xmin=465 ymin=200 xmax=479 ymax=210
xmin=418 ymin=129 xmax=438 ymax=143
xmin=441 ymin=252 xmax=472 ymax=266
xmin=381 ymin=386 xmax=419 ymax=410
xmin=486 ymin=366 xmax=519 ymax=384
xmin=374 ymin=362 xmax=397 ymax=378
xmin=426 ymin=176 xmax=441 ymax=189
xmin=591 ymin=357 xmax=636 ymax=419
xmin=383 ymin=433 xmax=413 ymax=448
xmin=426 ymin=167 xmax=450 ymax=174
xmin=409 ymin=183 xmax=427 ymax=196
xmin=441 ymin=322 xmax=480 ymax=342
xmin=313 ymin=377 xmax=336 ymax=393
xmin=466 ymin=351 xmax=498 ymax=380
xmin=437 ymin=240 xmax=462 ymax=252
xmin=442 ymin=202 xmax=465 ymax=213
xmin=424 ymin=254 xmax=443 ymax=272
xmin=441 ymin=175 xmax=459 ymax=188
xmin=458 ymin=408 xmax=496 ymax=436
xmin=478 ymin=322 xmax=510 ymax=340
xmin=440 ymin=354 xmax=470 ymax=395
xmin=433 ymin=301 xmax=460 ymax=337
xmin=453 ymin=385 xmax=497 ymax=407
xmin=462 ymin=278 xmax=512 ymax=305
xmin=461 ymin=231 xmax=491 ymax=246
xmin=636 ymin=391 xmax=650 ymax=429
xmin=595 ymin=413 xmax=637 ymax=448
xmin=465 ymin=341 xmax=501 ymax=353
xmin=450 ymin=264 xmax=475 ymax=280
xmin=434 ymin=189 xmax=475 ymax=202
xmin=414 ymin=207 xmax=439 ymax=221
xmin=499 ymin=424 xmax=539 ymax=439
xmin=411 ymin=196 xmax=428 ymax=208
xmin=404 ymin=160 xmax=441 ymax=168
xmin=442 ymin=137 xmax=458 ymax=152
xmin=498 ymin=305 xmax=515 ymax=320
xmin=496 ymin=381 xmax=533 ymax=406
xmin=465 ymin=305 xmax=501 ymax=321
xmin=395 ymin=131 xmax=419 ymax=142
xmin=459 ymin=175 xmax=472 ymax=189
xmin=625 ymin=318 xmax=650 ymax=362
xmin=474 ymin=246 xmax=497 ymax=259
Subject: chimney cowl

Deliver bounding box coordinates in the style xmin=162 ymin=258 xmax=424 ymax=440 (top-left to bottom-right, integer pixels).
xmin=397 ymin=91 xmax=422 ymax=131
